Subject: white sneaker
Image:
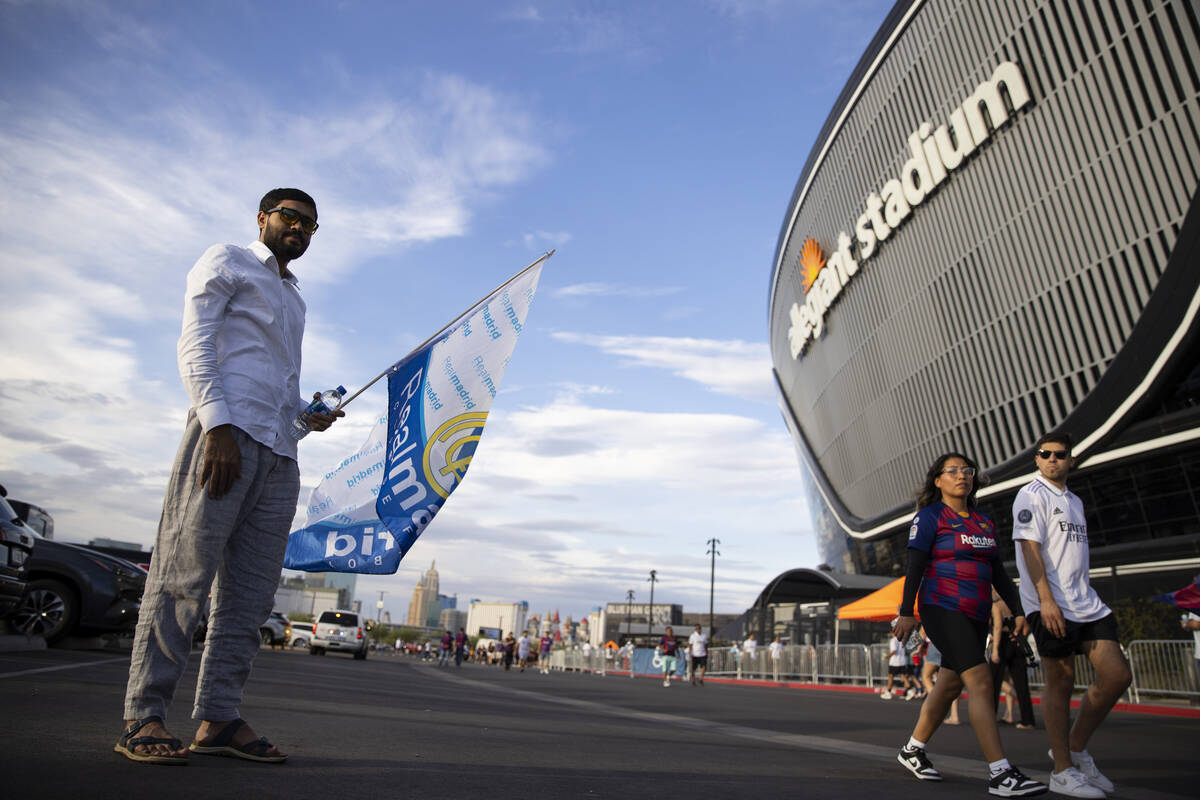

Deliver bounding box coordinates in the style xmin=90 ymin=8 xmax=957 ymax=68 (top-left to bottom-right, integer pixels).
xmin=880 ymin=690 xmax=893 ymax=699
xmin=1072 ymin=752 xmax=1114 ymax=793
xmin=663 ymin=678 xmax=670 ymax=686
xmin=1047 ymin=750 xmax=1114 ymax=793
xmin=1049 ymin=767 xmax=1105 ymax=798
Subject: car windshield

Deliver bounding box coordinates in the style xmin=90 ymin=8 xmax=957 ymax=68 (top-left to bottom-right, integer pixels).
xmin=19 ymin=505 xmax=53 ymax=538
xmin=318 ymin=611 xmax=358 ymax=626
xmin=0 ymin=495 xmax=21 ymax=525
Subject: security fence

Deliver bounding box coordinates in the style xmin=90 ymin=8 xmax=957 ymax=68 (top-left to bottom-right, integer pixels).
xmin=1127 ymin=640 xmax=1199 ymax=703
xmin=664 ymin=641 xmax=1198 ymax=704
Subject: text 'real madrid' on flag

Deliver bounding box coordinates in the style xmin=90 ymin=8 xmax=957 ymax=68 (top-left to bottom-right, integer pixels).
xmin=283 ymin=253 xmax=550 ymax=574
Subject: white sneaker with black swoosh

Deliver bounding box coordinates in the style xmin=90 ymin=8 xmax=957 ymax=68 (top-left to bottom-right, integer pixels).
xmin=897 ymin=745 xmax=942 ymax=781
xmin=988 ymin=766 xmax=1048 ymax=796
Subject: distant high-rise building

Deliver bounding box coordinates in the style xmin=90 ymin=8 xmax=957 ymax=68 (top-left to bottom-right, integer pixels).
xmin=405 ymin=560 xmax=440 ymax=627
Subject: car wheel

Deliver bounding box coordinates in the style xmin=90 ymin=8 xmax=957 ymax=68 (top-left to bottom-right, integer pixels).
xmin=260 ymin=628 xmax=273 ymax=646
xmin=292 ymin=638 xmax=307 ymax=649
xmin=12 ymin=579 xmax=79 ymax=644
xmin=310 ymin=646 xmax=324 ymax=655
xmin=354 ymin=649 xmax=367 ymax=660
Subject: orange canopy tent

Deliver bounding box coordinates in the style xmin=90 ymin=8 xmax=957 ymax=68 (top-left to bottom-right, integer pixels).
xmin=833 ymin=577 xmax=921 ymax=652
xmin=836 ymin=577 xmax=918 ymax=622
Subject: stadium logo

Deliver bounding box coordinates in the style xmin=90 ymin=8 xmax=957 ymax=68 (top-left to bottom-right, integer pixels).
xmin=800 ymin=238 xmax=827 ymax=294
xmin=422 ymin=412 xmax=490 ymax=499
xmin=788 ymin=61 xmax=1032 ymax=358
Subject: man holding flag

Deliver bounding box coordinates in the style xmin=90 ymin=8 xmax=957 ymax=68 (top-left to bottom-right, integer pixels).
xmin=117 ymin=189 xmax=342 ymax=765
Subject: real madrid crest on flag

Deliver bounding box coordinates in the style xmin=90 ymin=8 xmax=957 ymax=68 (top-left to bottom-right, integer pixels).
xmin=283 ymin=252 xmax=551 ymax=574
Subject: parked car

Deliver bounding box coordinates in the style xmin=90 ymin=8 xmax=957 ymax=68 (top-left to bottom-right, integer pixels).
xmin=310 ymin=609 xmax=367 ymax=659
xmin=6 ymin=496 xmax=145 ymax=643
xmin=0 ymin=490 xmax=36 ymax=620
xmin=260 ymin=610 xmax=291 ymax=646
xmin=289 ymin=625 xmax=312 ymax=649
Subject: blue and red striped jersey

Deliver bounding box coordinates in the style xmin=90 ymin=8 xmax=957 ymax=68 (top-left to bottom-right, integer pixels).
xmin=907 ymin=502 xmax=999 ymax=621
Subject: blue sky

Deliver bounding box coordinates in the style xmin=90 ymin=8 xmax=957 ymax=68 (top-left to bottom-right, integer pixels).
xmin=0 ymin=0 xmax=894 ymax=623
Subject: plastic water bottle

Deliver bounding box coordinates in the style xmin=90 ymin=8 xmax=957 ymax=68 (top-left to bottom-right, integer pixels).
xmin=891 ymin=616 xmax=924 ymax=654
xmin=289 ymin=385 xmax=346 ymax=439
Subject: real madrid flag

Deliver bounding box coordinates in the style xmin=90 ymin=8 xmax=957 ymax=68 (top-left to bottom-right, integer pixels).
xmin=283 ymin=253 xmax=550 ymax=574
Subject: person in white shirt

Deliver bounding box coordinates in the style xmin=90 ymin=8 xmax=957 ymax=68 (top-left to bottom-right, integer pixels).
xmin=1183 ymin=612 xmax=1200 ymax=686
xmin=768 ymin=636 xmax=784 ymax=682
xmin=117 ymin=190 xmax=342 ymax=766
xmin=688 ymin=625 xmax=709 ymax=685
xmin=742 ymin=633 xmax=758 ymax=679
xmin=882 ymin=634 xmax=916 ymax=700
xmin=518 ymin=633 xmax=532 ymax=672
xmin=1013 ymin=432 xmax=1130 ymax=798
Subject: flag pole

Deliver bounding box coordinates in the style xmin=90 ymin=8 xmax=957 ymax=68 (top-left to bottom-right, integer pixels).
xmin=337 ymin=250 xmax=554 ymax=410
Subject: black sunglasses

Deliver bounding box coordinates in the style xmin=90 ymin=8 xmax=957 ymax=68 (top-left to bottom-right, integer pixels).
xmin=265 ymin=206 xmax=318 ymax=234
xmin=1037 ymin=449 xmax=1070 ymax=460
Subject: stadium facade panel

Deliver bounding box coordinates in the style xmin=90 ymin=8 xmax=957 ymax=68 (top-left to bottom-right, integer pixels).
xmin=768 ymin=0 xmax=1200 ymax=582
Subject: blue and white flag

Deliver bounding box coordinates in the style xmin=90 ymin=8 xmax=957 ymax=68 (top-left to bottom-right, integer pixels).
xmin=283 ymin=254 xmax=549 ymax=573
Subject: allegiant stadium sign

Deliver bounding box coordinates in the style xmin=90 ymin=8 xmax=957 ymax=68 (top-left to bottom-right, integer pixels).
xmin=787 ymin=61 xmax=1032 ymax=359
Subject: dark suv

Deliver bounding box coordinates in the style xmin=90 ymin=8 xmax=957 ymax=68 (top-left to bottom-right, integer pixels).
xmin=0 ymin=492 xmax=36 ymax=620
xmin=6 ymin=497 xmax=145 ymax=643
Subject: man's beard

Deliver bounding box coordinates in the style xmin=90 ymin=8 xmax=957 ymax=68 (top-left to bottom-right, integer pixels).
xmin=265 ymin=224 xmax=308 ymax=262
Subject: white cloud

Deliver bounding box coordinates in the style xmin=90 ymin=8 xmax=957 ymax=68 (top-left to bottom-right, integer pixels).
xmin=320 ymin=394 xmax=812 ymax=615
xmin=552 ymin=332 xmax=775 ymax=402
xmin=522 ymin=230 xmax=572 ymax=249
xmin=553 ymin=282 xmax=683 ymax=299
xmin=0 ymin=16 xmax=553 ymax=568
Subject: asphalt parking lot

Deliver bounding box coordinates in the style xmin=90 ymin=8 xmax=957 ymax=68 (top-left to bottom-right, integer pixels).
xmin=0 ymin=646 xmax=1194 ymax=800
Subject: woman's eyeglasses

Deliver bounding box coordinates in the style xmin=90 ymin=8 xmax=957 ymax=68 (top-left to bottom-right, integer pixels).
xmin=940 ymin=466 xmax=976 ymax=477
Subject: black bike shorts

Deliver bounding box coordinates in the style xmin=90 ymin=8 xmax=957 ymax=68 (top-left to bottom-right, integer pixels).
xmin=920 ymin=604 xmax=988 ymax=674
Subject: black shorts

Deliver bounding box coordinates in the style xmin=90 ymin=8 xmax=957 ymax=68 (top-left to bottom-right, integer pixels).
xmin=887 ymin=665 xmax=908 ymax=676
xmin=692 ymin=655 xmax=707 ymax=667
xmin=1028 ymin=611 xmax=1119 ymax=659
xmin=920 ymin=604 xmax=989 ymax=674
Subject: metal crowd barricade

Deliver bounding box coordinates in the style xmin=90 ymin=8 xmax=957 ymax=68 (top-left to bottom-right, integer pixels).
xmin=1127 ymin=640 xmax=1198 ymax=703
xmin=815 ymin=644 xmax=873 ymax=686
xmin=1027 ymin=651 xmax=1102 ymax=695
xmin=536 ymin=639 xmax=1194 ymax=703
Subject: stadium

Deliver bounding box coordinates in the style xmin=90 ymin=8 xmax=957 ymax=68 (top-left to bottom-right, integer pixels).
xmin=767 ymin=0 xmax=1200 ymax=606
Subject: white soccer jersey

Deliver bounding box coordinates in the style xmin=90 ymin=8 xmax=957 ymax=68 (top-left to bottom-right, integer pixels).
xmin=1012 ymin=475 xmax=1109 ymax=623
xmin=688 ymin=631 xmax=708 ymax=657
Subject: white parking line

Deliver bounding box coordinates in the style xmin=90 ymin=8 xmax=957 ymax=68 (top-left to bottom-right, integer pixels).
xmin=0 ymin=656 xmax=128 ymax=679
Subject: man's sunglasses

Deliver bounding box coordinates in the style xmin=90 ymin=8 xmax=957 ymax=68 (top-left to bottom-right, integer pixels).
xmin=265 ymin=206 xmax=318 ymax=234
xmin=1037 ymin=449 xmax=1070 ymax=460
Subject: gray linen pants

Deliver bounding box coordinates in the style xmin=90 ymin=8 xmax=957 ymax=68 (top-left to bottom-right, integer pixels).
xmin=123 ymin=413 xmax=299 ymax=723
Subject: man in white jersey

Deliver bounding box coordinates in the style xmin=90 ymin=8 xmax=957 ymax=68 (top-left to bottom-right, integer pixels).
xmin=688 ymin=625 xmax=708 ymax=685
xmin=1013 ymin=432 xmax=1130 ymax=798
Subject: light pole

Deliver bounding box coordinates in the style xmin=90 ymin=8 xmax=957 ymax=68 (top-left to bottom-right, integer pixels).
xmin=625 ymin=589 xmax=635 ymax=643
xmin=646 ymin=569 xmax=658 ymax=641
xmin=376 ymin=590 xmax=388 ymax=625
xmin=706 ymin=538 xmax=720 ymax=639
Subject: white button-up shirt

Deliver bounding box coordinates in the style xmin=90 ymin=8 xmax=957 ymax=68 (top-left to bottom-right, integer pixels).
xmin=177 ymin=240 xmax=306 ymax=461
